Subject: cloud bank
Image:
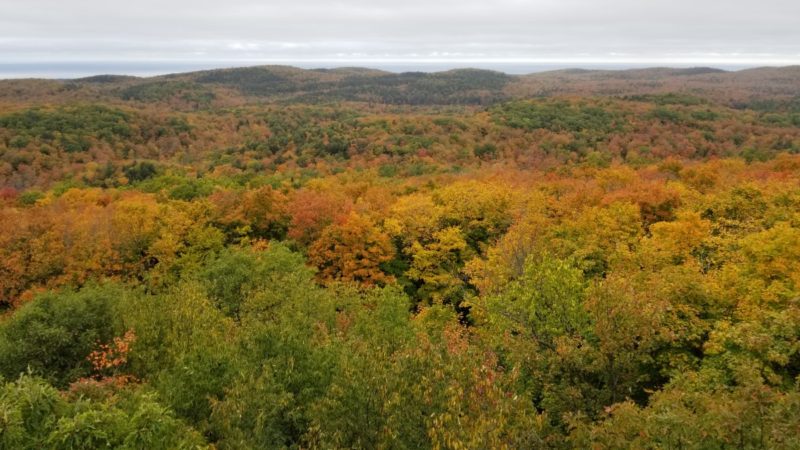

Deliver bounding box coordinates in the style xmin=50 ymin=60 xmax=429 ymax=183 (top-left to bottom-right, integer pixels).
xmin=2 ymin=0 xmax=798 ymax=65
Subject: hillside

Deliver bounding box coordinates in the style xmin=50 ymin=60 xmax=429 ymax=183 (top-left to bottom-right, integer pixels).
xmin=1 ymin=65 xmax=800 ymax=448
xmin=513 ymin=65 xmax=800 ymax=107
xmin=2 ymin=65 xmax=799 ymax=109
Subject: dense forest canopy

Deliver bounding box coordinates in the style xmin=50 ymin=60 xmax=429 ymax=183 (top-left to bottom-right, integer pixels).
xmin=0 ymin=65 xmax=799 ymax=449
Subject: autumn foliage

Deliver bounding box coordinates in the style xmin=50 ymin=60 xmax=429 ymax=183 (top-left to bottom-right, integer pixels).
xmin=1 ymin=69 xmax=800 ymax=448
xmin=308 ymin=212 xmax=394 ymax=285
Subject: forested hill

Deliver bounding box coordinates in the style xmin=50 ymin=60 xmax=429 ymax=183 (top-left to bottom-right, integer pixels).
xmin=1 ymin=63 xmax=800 ymax=448
xmin=2 ymin=64 xmax=799 ymax=108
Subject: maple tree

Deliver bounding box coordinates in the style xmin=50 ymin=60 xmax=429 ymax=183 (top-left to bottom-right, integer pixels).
xmin=308 ymin=212 xmax=394 ymax=285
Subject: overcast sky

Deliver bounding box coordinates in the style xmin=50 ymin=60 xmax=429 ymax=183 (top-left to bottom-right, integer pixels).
xmin=1 ymin=0 xmax=799 ymax=66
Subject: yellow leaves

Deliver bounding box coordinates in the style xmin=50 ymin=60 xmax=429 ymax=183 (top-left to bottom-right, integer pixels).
xmin=596 ymin=165 xmax=639 ymax=192
xmin=711 ymin=220 xmax=800 ymax=309
xmin=430 ymin=227 xmax=467 ymax=254
xmin=469 ymin=197 xmax=641 ymax=295
xmin=739 ymin=221 xmax=800 ymax=290
xmin=586 ymin=274 xmax=668 ymax=356
xmin=426 ymin=348 xmax=543 ymax=450
xmin=642 ymin=211 xmax=712 ymax=268
xmin=210 ymin=185 xmax=288 ymax=238
xmin=406 ymin=227 xmax=467 ymax=304
xmin=575 ymin=202 xmax=643 ymax=265
xmin=384 ymin=193 xmax=443 ymax=244
xmin=0 ymin=190 xmax=152 ymax=303
xmin=651 ymin=211 xmax=711 ymax=248
xmin=56 ymin=187 xmax=113 ymax=207
xmin=434 ymin=180 xmax=515 ymax=241
xmin=147 ymin=201 xmax=225 ymax=286
xmin=702 ymin=320 xmax=731 ymax=356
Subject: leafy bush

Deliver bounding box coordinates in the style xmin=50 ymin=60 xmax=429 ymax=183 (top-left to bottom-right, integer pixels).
xmin=0 ymin=284 xmax=125 ymax=387
xmin=0 ymin=375 xmax=208 ymax=449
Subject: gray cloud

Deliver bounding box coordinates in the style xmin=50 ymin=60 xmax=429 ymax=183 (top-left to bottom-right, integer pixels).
xmin=1 ymin=0 xmax=799 ymax=65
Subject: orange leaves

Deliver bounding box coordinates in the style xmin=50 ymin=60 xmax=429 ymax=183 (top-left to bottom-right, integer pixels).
xmin=287 ymin=188 xmax=353 ymax=246
xmin=87 ymin=330 xmax=136 ymax=375
xmin=308 ymin=212 xmax=394 ymax=286
xmin=68 ymin=330 xmax=139 ymax=394
xmin=0 ymin=188 xmax=225 ymax=306
xmin=0 ymin=189 xmax=147 ymax=305
xmin=210 ymin=185 xmax=289 ymax=239
xmin=602 ymin=179 xmax=682 ymax=229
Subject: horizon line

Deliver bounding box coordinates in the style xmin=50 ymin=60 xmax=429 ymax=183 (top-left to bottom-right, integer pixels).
xmin=3 ymin=58 xmax=800 ymax=65
xmin=1 ymin=60 xmax=798 ymax=80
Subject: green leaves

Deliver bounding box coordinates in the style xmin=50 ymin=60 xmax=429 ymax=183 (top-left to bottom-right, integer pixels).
xmin=0 ymin=376 xmax=208 ymax=450
xmin=491 ymin=100 xmax=623 ymax=135
xmin=0 ymin=284 xmax=125 ymax=387
xmin=0 ymin=106 xmax=132 ymax=152
xmin=485 ymin=254 xmax=589 ymax=347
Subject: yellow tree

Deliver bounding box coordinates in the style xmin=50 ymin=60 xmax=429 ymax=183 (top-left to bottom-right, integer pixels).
xmin=210 ymin=185 xmax=289 ymax=240
xmin=406 ymin=227 xmax=468 ymax=304
xmin=434 ymin=180 xmax=515 ymax=251
xmin=383 ymin=193 xmax=443 ymax=246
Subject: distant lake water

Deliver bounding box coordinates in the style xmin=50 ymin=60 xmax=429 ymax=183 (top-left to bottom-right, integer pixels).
xmin=0 ymin=61 xmax=759 ymax=79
